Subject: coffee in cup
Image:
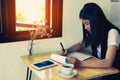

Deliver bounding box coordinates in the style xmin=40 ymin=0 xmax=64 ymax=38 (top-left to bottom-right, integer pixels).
xmin=61 ymin=64 xmax=74 ymax=75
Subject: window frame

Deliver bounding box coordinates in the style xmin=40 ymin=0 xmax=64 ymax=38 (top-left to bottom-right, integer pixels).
xmin=0 ymin=0 xmax=63 ymax=43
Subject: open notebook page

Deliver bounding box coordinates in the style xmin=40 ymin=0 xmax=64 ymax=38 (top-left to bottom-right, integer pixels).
xmin=66 ymin=52 xmax=92 ymax=61
xmin=50 ymin=52 xmax=92 ymax=64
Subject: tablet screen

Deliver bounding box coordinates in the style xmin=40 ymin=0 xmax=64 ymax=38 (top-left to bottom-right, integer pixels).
xmin=31 ymin=60 xmax=57 ymax=70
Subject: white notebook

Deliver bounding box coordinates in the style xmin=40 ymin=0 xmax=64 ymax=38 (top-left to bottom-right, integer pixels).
xmin=50 ymin=52 xmax=92 ymax=64
xmin=50 ymin=54 xmax=67 ymax=64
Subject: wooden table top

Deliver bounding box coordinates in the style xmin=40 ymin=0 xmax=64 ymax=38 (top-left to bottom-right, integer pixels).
xmin=21 ymin=52 xmax=119 ymax=80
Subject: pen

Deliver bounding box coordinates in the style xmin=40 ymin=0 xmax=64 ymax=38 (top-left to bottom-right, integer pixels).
xmin=60 ymin=42 xmax=65 ymax=52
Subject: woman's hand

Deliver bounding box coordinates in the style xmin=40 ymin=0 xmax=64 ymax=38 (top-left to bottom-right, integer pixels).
xmin=59 ymin=49 xmax=68 ymax=56
xmin=67 ymin=57 xmax=81 ymax=68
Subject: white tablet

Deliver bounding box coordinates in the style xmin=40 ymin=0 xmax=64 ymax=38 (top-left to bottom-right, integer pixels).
xmin=31 ymin=59 xmax=57 ymax=70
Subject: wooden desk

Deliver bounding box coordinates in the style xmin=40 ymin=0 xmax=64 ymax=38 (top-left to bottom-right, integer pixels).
xmin=21 ymin=52 xmax=119 ymax=80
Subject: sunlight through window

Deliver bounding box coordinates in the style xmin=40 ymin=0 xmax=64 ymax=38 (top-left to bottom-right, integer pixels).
xmin=16 ymin=0 xmax=45 ymax=31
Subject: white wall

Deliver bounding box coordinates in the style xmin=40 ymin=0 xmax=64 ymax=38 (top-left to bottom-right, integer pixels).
xmin=0 ymin=0 xmax=111 ymax=80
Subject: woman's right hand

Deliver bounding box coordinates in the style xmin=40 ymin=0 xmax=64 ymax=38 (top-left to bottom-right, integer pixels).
xmin=59 ymin=49 xmax=68 ymax=56
xmin=67 ymin=57 xmax=81 ymax=68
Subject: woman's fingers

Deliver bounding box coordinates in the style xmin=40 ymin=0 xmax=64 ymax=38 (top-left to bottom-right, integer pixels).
xmin=67 ymin=57 xmax=80 ymax=68
xmin=67 ymin=57 xmax=76 ymax=64
xmin=59 ymin=49 xmax=68 ymax=56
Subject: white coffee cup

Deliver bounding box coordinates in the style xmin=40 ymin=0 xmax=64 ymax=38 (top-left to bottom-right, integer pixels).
xmin=61 ymin=64 xmax=74 ymax=75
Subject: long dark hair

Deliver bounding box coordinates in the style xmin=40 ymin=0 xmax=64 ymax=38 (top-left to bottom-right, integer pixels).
xmin=79 ymin=3 xmax=120 ymax=48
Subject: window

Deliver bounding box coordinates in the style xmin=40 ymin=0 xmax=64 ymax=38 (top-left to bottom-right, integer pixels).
xmin=0 ymin=0 xmax=63 ymax=43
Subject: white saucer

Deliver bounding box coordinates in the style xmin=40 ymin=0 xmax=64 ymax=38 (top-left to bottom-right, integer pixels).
xmin=57 ymin=69 xmax=77 ymax=78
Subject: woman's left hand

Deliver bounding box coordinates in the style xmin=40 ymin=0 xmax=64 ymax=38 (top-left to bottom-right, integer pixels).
xmin=67 ymin=57 xmax=81 ymax=68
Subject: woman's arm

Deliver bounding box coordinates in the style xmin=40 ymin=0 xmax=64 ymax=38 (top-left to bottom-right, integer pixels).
xmin=68 ymin=45 xmax=118 ymax=68
xmin=59 ymin=41 xmax=84 ymax=56
xmin=67 ymin=41 xmax=85 ymax=53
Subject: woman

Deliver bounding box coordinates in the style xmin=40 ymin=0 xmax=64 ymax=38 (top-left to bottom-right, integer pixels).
xmin=61 ymin=3 xmax=120 ymax=80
